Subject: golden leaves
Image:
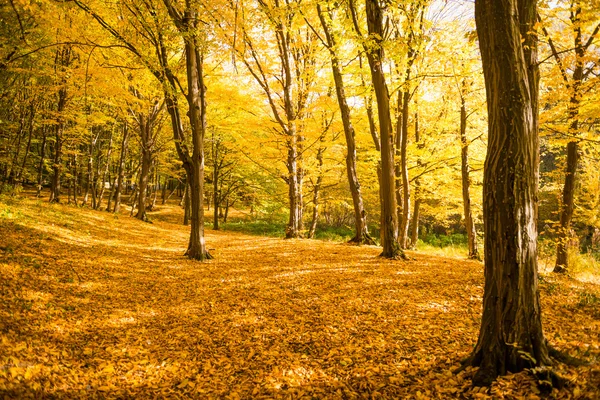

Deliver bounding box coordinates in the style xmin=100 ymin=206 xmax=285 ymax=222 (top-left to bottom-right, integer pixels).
xmin=1 ymin=196 xmax=599 ymax=398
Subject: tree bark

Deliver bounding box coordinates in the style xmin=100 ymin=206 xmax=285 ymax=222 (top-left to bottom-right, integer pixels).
xmin=470 ymin=0 xmax=550 ymax=385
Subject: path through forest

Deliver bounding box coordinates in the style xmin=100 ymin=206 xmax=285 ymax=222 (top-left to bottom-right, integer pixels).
xmin=1 ymin=197 xmax=599 ymax=398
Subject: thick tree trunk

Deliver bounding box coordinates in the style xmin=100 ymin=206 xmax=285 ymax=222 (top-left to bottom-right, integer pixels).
xmin=365 ymin=0 xmax=404 ymax=259
xmin=317 ymin=4 xmax=374 ymax=245
xmin=460 ymin=89 xmax=479 ymax=260
xmin=470 ymin=0 xmax=550 ymax=386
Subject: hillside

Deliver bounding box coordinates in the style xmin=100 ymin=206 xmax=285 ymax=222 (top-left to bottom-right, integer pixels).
xmin=0 ymin=196 xmax=599 ymax=399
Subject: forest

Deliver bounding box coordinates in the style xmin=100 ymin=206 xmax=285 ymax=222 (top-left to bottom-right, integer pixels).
xmin=0 ymin=0 xmax=599 ymax=398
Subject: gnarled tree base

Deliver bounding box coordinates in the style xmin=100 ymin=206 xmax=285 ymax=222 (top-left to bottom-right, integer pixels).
xmin=185 ymin=248 xmax=213 ymax=261
xmin=455 ymin=344 xmax=586 ymax=389
xmin=348 ymin=232 xmax=377 ymax=246
xmin=378 ymin=247 xmax=407 ymax=260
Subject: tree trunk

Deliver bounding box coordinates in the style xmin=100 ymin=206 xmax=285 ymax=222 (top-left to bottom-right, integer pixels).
xmin=317 ymin=4 xmax=373 ymax=245
xmin=212 ymin=135 xmax=220 ymax=230
xmin=36 ymin=127 xmax=47 ymax=197
xmin=183 ymin=183 xmax=191 ymax=226
xmin=554 ymin=15 xmax=585 ymax=272
xmin=96 ymin=130 xmax=113 ymax=210
xmin=555 ymin=141 xmax=579 ymax=272
xmin=72 ymin=154 xmax=79 ymax=206
xmin=182 ymin=27 xmax=211 ymax=260
xmin=460 ymin=85 xmax=479 ymax=260
xmin=15 ymin=103 xmax=35 ymax=184
xmin=364 ymin=0 xmax=404 ymax=259
xmin=161 ymin=176 xmax=168 ymax=204
xmin=113 ymin=123 xmax=130 ymax=213
xmin=469 ymin=0 xmax=550 ymax=386
xmin=397 ymin=89 xmax=411 ymax=249
xmin=308 ymin=144 xmax=325 ymax=239
xmin=286 ymin=136 xmax=302 ymax=238
xmin=409 ymin=111 xmax=421 ymax=248
xmin=137 ymin=142 xmax=151 ymax=221
xmin=49 ymin=91 xmax=66 ymax=203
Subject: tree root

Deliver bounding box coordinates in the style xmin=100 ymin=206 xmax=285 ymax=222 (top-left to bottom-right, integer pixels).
xmin=548 ymin=346 xmax=589 ymax=367
xmin=453 ymin=354 xmax=475 ymax=374
xmin=531 ymin=366 xmax=567 ymax=393
xmin=347 ymin=234 xmax=377 ymax=246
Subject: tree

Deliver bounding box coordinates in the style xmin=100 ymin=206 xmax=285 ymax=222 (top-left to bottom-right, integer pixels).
xmin=233 ymin=0 xmax=318 ymax=239
xmin=129 ymin=89 xmax=163 ymax=221
xmin=360 ymin=0 xmax=405 ymax=258
xmin=73 ymin=0 xmax=212 ymax=260
xmin=459 ymin=78 xmax=479 ymax=259
xmin=539 ymin=0 xmax=600 ymax=273
xmin=316 ymin=2 xmax=375 ymax=245
xmin=465 ymin=0 xmax=551 ymax=385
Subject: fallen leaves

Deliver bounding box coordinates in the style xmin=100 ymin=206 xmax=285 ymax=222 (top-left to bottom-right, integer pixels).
xmin=0 ymin=196 xmax=599 ymax=398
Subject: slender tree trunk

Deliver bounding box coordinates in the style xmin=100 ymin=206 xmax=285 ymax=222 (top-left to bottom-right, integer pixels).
xmin=398 ymin=88 xmax=411 ymax=249
xmin=468 ymin=0 xmax=550 ymax=385
xmin=308 ymin=144 xmax=325 ymax=239
xmin=15 ymin=103 xmax=35 ymax=184
xmin=106 ymin=175 xmax=115 ymax=212
xmin=183 ymin=183 xmax=191 ymax=226
xmin=182 ymin=29 xmax=211 ymax=260
xmin=161 ymin=176 xmax=168 ymax=204
xmin=7 ymin=108 xmax=26 ymax=184
xmin=317 ymin=4 xmax=373 ymax=245
xmin=409 ymin=111 xmax=421 ymax=248
xmin=36 ymin=127 xmax=47 ymax=197
xmin=113 ymin=123 xmax=130 ymax=213
xmin=286 ymin=135 xmax=302 ymax=238
xmin=212 ymin=135 xmax=220 ymax=230
xmin=137 ymin=143 xmax=151 ymax=221
xmin=49 ymin=96 xmax=66 ymax=203
xmin=554 ymin=22 xmax=584 ymax=272
xmin=364 ymin=0 xmax=404 ymax=259
xmin=96 ymin=130 xmax=113 ymax=210
xmin=150 ymin=167 xmax=158 ymax=210
xmin=460 ymin=86 xmax=479 ymax=259
xmin=72 ymin=154 xmax=79 ymax=206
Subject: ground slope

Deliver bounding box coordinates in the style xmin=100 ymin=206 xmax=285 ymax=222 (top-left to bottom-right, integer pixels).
xmin=0 ymin=196 xmax=599 ymax=399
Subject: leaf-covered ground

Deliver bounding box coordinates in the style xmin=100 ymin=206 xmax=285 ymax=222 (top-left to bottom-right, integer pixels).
xmin=1 ymin=196 xmax=599 ymax=399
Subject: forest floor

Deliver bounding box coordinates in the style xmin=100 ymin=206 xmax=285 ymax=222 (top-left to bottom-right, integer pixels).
xmin=0 ymin=195 xmax=599 ymax=399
